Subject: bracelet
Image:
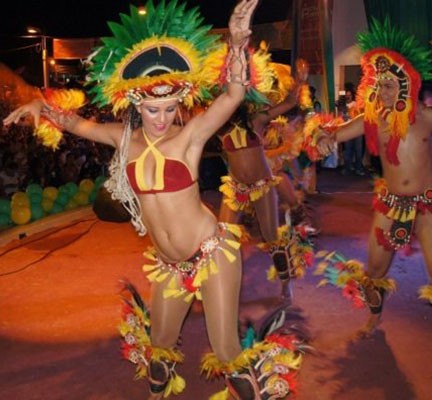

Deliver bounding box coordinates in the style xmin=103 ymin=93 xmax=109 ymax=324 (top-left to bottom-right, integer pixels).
xmin=42 ymin=106 xmax=75 ymax=131
xmin=225 ymin=40 xmax=250 ymax=86
xmin=34 ymin=89 xmax=85 ymax=149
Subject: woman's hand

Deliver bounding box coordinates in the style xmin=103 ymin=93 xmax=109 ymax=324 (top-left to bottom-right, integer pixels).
xmin=228 ymin=0 xmax=259 ymax=47
xmin=316 ymin=132 xmax=336 ymax=157
xmin=3 ymin=98 xmax=46 ymax=128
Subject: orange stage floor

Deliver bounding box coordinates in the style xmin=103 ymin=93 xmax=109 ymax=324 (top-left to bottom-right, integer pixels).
xmin=1 ymin=169 xmax=431 ymax=400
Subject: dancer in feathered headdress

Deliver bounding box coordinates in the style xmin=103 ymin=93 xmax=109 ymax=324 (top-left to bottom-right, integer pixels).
xmin=4 ymin=1 xmax=311 ymax=397
xmin=316 ymin=17 xmax=432 ymax=338
xmin=218 ymin=53 xmax=315 ymax=302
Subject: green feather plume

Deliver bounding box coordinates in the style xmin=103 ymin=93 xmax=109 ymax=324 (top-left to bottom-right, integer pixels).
xmin=357 ymin=16 xmax=432 ymax=80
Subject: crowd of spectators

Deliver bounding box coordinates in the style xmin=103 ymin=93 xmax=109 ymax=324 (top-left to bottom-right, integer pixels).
xmin=0 ymin=101 xmax=114 ymax=199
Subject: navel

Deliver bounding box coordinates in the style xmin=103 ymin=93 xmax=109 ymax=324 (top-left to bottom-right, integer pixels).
xmin=402 ymin=179 xmax=410 ymax=186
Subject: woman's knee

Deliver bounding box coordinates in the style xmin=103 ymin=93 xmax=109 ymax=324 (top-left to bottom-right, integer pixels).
xmin=151 ymin=326 xmax=181 ymax=348
xmin=150 ymin=288 xmax=188 ymax=348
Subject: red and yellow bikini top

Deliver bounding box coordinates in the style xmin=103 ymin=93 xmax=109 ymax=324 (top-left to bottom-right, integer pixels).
xmin=222 ymin=124 xmax=262 ymax=152
xmin=126 ymin=130 xmax=196 ymax=194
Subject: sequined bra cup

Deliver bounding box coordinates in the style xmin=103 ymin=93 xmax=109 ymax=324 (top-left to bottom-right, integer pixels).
xmin=222 ymin=125 xmax=261 ymax=152
xmin=126 ymin=131 xmax=196 ymax=194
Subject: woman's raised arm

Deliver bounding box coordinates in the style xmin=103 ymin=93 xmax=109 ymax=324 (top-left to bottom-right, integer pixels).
xmin=190 ymin=0 xmax=259 ymax=145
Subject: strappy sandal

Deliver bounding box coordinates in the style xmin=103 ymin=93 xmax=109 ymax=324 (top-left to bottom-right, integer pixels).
xmin=270 ymin=247 xmax=291 ymax=281
xmin=148 ymin=360 xmax=170 ymax=394
xmin=363 ymin=287 xmax=386 ymax=314
xmin=226 ymin=368 xmax=261 ymax=400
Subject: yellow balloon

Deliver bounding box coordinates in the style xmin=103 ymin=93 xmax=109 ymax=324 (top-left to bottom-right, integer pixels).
xmin=11 ymin=206 xmax=32 ymax=225
xmin=79 ymin=179 xmax=95 ymax=194
xmin=43 ymin=186 xmax=59 ymax=201
xmin=73 ymin=191 xmax=89 ymax=206
xmin=41 ymin=198 xmax=54 ymax=213
xmin=65 ymin=199 xmax=79 ymax=210
xmin=11 ymin=192 xmax=30 ymax=207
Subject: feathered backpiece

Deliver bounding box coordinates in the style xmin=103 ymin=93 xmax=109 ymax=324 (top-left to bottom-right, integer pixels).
xmin=267 ymin=61 xmax=295 ymax=104
xmin=356 ymin=17 xmax=432 ymax=164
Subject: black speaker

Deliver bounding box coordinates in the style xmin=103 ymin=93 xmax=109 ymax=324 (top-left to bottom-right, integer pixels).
xmin=198 ymin=155 xmax=227 ymax=191
xmin=92 ymin=186 xmax=131 ymax=222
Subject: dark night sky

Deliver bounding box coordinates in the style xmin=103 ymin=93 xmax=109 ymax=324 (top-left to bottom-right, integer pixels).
xmin=1 ymin=0 xmax=291 ymax=38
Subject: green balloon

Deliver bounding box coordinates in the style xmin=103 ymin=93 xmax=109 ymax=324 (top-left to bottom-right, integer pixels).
xmin=29 ymin=192 xmax=43 ymax=205
xmin=31 ymin=204 xmax=45 ymax=220
xmin=65 ymin=182 xmax=79 ymax=196
xmin=58 ymin=185 xmax=69 ymax=195
xmin=50 ymin=203 xmax=63 ymax=214
xmin=55 ymin=192 xmax=69 ymax=206
xmin=26 ymin=183 xmax=43 ymax=195
xmin=0 ymin=198 xmax=11 ymax=214
xmin=0 ymin=212 xmax=11 ymax=226
xmin=89 ymin=190 xmax=97 ymax=203
xmin=95 ymin=175 xmax=107 ymax=188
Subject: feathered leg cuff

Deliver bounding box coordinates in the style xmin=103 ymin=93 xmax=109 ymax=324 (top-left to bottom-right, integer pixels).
xmin=202 ymin=330 xmax=308 ymax=399
xmin=258 ymin=225 xmax=314 ymax=282
xmin=118 ymin=283 xmax=186 ymax=396
xmin=314 ymin=251 xmax=396 ymax=311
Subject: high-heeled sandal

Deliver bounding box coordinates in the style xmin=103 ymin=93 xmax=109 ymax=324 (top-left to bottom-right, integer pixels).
xmin=226 ymin=367 xmax=261 ymax=400
xmin=363 ymin=286 xmax=386 ymax=314
xmin=148 ymin=360 xmax=170 ymax=394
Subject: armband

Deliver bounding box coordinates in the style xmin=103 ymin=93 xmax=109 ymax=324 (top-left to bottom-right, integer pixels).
xmin=35 ymin=89 xmax=86 ymax=150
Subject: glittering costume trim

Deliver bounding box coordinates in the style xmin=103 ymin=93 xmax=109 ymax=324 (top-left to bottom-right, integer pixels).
xmin=219 ymin=175 xmax=281 ymax=213
xmin=202 ymin=328 xmax=309 ymax=399
xmin=314 ymin=251 xmax=397 ymax=310
xmin=119 ymin=283 xmax=186 ymax=397
xmin=258 ymin=225 xmax=314 ymax=282
xmin=373 ymin=179 xmax=432 ymax=250
xmin=142 ymin=223 xmax=242 ymax=303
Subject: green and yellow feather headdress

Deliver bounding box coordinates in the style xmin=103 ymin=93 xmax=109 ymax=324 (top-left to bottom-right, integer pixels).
xmin=85 ymin=0 xmax=224 ymax=113
xmin=85 ymin=0 xmax=274 ymax=114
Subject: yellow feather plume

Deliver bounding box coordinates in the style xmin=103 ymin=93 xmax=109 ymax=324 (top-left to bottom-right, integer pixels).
xmin=34 ymin=89 xmax=86 ymax=149
xmin=418 ymin=284 xmax=432 ymax=303
xmin=267 ymin=265 xmax=278 ymax=281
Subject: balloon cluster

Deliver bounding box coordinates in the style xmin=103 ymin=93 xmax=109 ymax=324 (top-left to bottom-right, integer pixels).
xmin=0 ymin=176 xmax=107 ymax=227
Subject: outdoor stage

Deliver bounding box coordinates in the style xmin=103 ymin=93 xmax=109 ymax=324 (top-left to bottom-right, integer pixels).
xmin=1 ymin=169 xmax=431 ymax=400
